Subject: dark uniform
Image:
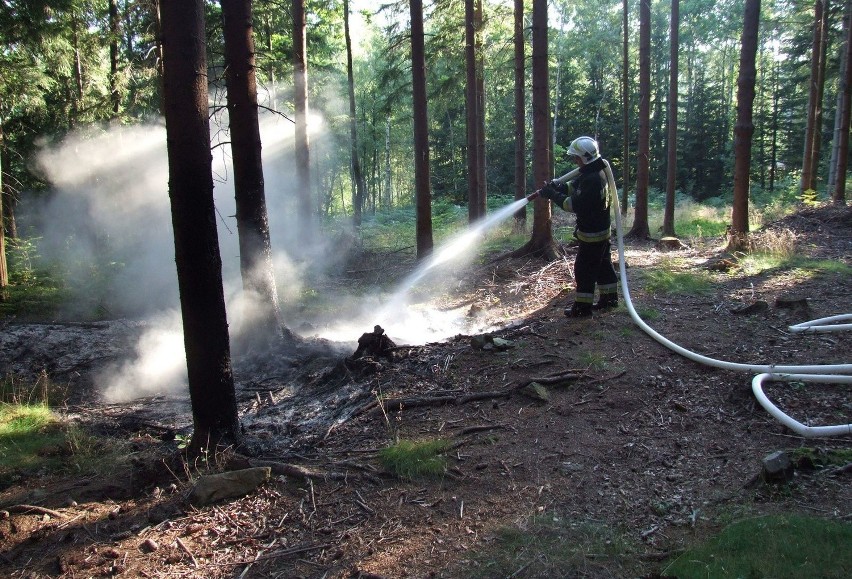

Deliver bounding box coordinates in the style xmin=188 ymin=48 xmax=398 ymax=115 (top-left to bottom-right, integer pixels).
xmin=543 ymin=157 xmax=618 ymax=317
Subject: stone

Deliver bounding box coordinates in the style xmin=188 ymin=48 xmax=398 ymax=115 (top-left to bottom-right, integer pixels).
xmin=188 ymin=467 xmax=271 ymax=506
xmin=761 ymin=450 xmax=794 ymax=483
xmin=519 ymin=382 xmax=550 ymax=402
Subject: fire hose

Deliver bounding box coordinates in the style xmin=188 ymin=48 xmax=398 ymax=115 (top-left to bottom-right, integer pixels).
xmin=531 ymin=162 xmax=852 ymax=437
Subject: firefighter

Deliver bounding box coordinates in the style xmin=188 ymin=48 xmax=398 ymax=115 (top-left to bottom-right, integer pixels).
xmin=537 ymin=136 xmax=619 ymax=318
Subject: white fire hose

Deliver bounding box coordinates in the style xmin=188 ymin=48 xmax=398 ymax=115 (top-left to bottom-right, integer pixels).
xmin=598 ymin=160 xmax=852 ymax=437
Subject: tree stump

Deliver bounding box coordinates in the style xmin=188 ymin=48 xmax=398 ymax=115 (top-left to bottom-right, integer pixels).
xmin=656 ymin=236 xmax=689 ymax=251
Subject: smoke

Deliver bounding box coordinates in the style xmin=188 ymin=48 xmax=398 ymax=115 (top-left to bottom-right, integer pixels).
xmin=21 ymin=103 xmax=507 ymax=402
xmin=98 ymin=310 xmax=187 ymax=403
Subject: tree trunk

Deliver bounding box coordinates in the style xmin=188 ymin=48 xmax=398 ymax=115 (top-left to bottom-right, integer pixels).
xmin=728 ymin=0 xmax=761 ymax=251
xmin=410 ymin=0 xmax=433 ymax=259
xmin=827 ymin=2 xmax=850 ymax=197
xmin=628 ymin=0 xmax=651 ymax=240
xmin=1 ymin=128 xmax=16 ymax=240
xmin=384 ymin=119 xmax=392 ymax=208
xmin=160 ymin=0 xmax=240 ymax=450
xmin=662 ymin=0 xmax=679 ymax=238
xmin=833 ymin=0 xmax=852 ymax=203
xmin=465 ymin=0 xmax=482 ymax=223
xmin=621 ymin=0 xmax=630 ymax=217
xmin=513 ymin=0 xmax=527 ymax=227
xmin=344 ymin=0 xmax=367 ymax=227
xmin=0 ymin=121 xmax=7 ymax=289
xmin=770 ymin=59 xmax=779 ymax=192
xmin=800 ymin=0 xmax=826 ymax=197
xmin=515 ymin=0 xmax=557 ymax=260
xmin=221 ymin=0 xmax=284 ymax=344
xmin=152 ymin=0 xmax=165 ymax=114
xmin=293 ymin=0 xmax=312 ymax=229
xmin=474 ymin=0 xmax=486 ymax=219
xmin=810 ymin=1 xmax=829 ymax=192
xmin=109 ymin=0 xmax=120 ymax=116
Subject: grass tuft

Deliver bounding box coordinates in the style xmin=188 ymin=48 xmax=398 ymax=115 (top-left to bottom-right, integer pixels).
xmin=379 ymin=438 xmax=451 ymax=480
xmin=641 ymin=268 xmax=714 ymax=295
xmin=663 ymin=514 xmax=852 ymax=578
xmin=464 ymin=514 xmax=639 ymax=578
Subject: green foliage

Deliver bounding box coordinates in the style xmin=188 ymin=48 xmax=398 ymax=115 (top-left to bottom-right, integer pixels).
xmin=465 ymin=514 xmax=639 ymax=578
xmin=378 ymin=438 xmax=450 ymax=480
xmin=641 ymin=264 xmax=714 ymax=295
xmin=789 ymin=447 xmax=852 ymax=468
xmin=1 ymin=372 xmax=66 ymax=406
xmin=578 ymin=351 xmax=607 ymax=370
xmin=0 ymin=403 xmax=62 ymax=473
xmin=0 ymin=237 xmax=68 ymax=318
xmin=663 ymin=515 xmax=852 ymax=578
xmin=635 ymin=306 xmax=661 ymax=320
xmin=797 ymin=188 xmax=821 ymax=207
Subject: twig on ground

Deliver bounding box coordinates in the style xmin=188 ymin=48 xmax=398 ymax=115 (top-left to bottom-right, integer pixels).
xmin=6 ymin=504 xmax=64 ymax=518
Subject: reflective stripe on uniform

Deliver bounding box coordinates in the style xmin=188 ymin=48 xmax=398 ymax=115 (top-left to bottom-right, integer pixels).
xmin=576 ymin=229 xmax=611 ymax=243
xmin=575 ymin=292 xmax=595 ymax=304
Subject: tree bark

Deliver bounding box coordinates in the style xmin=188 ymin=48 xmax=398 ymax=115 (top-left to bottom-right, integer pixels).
xmin=513 ymin=0 xmax=527 ymax=227
xmin=628 ymin=0 xmax=651 ymax=240
xmin=662 ymin=0 xmax=679 ymax=238
xmin=0 ymin=123 xmax=16 ymax=241
xmin=827 ymin=2 xmax=850 ymax=197
xmin=810 ymin=1 xmax=829 ymax=192
xmin=109 ymin=0 xmax=120 ymax=116
xmin=221 ymin=0 xmax=284 ymax=344
xmin=293 ymin=0 xmax=312 ymax=229
xmin=518 ymin=0 xmax=557 ymax=260
xmin=344 ymin=0 xmax=367 ymax=227
xmin=474 ymin=0 xmax=486 ymax=219
xmin=800 ymin=0 xmax=826 ymax=197
xmin=465 ymin=0 xmax=482 ymax=223
xmin=621 ymin=0 xmax=630 ymax=217
xmin=729 ymin=0 xmax=761 ymax=251
xmin=833 ymin=0 xmax=852 ymax=203
xmin=0 ymin=121 xmax=7 ymax=289
xmin=160 ymin=0 xmax=240 ymax=449
xmin=410 ymin=0 xmax=433 ymax=259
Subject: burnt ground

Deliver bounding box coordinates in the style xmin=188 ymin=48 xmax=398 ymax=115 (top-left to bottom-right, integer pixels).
xmin=0 ymin=204 xmax=851 ymax=578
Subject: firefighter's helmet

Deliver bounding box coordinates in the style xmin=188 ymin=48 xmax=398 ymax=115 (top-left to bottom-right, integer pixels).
xmin=568 ymin=136 xmax=600 ymax=163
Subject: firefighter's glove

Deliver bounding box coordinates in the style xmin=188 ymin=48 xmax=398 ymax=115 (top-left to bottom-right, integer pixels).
xmin=538 ymin=183 xmax=558 ymax=200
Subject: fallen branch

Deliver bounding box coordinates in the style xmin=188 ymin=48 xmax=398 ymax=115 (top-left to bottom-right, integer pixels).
xmin=175 ymin=537 xmax=199 ymax=568
xmin=378 ymin=389 xmax=514 ymax=412
xmin=5 ymin=504 xmax=64 ymax=518
xmin=227 ymin=455 xmax=350 ymax=481
xmin=517 ymin=370 xmax=586 ymax=388
xmin=458 ymin=424 xmax=506 ymax=436
xmin=221 ymin=543 xmax=332 ymax=566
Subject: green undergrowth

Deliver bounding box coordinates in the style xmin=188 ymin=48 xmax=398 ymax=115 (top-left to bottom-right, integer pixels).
xmin=0 ymin=375 xmax=128 ymax=487
xmin=738 ymin=253 xmax=852 ymax=277
xmin=463 ymin=513 xmax=641 ymax=578
xmin=662 ymin=514 xmax=852 ymax=578
xmin=641 ymin=266 xmax=715 ymax=295
xmin=378 ymin=438 xmax=451 ymax=480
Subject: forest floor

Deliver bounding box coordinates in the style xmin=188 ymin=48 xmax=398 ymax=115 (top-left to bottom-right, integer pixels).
xmin=0 ymin=204 xmax=850 ymax=578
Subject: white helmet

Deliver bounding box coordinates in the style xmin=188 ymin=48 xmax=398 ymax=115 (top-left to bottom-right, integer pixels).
xmin=568 ymin=136 xmax=600 ymax=163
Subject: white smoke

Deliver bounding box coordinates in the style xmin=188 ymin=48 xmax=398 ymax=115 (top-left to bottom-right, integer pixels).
xmin=22 ymin=103 xmax=501 ymax=402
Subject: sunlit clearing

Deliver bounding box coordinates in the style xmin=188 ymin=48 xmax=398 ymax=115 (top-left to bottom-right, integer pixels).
xmin=100 ymin=312 xmax=187 ymax=402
